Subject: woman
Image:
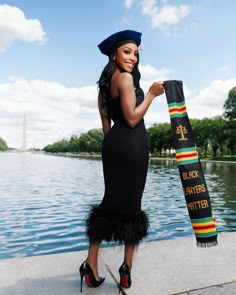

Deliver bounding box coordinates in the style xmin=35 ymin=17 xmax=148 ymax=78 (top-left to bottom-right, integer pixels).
xmin=79 ymin=30 xmax=164 ymax=292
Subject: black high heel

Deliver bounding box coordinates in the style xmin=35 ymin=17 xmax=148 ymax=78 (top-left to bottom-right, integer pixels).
xmin=119 ymin=262 xmax=132 ymax=291
xmin=79 ymin=261 xmax=105 ymax=293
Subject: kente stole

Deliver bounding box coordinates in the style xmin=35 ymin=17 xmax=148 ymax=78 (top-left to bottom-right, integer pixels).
xmin=164 ymin=80 xmax=218 ymax=247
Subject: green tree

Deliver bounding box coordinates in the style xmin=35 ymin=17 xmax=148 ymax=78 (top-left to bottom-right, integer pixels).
xmin=44 ymin=144 xmax=53 ymax=152
xmin=147 ymin=124 xmax=159 ymax=155
xmin=224 ymin=123 xmax=235 ymax=156
xmin=208 ymin=117 xmax=227 ymax=156
xmin=223 ymin=87 xmax=236 ymax=155
xmin=224 ymin=87 xmax=236 ymax=121
xmin=44 ymin=138 xmax=70 ymax=153
xmin=87 ymin=129 xmax=103 ymax=152
xmin=0 ymin=137 xmax=8 ymax=151
xmin=160 ymin=123 xmax=173 ymax=155
xmin=190 ymin=118 xmax=211 ymax=157
xmin=78 ymin=133 xmax=92 ymax=152
xmin=57 ymin=139 xmax=70 ymax=152
xmin=147 ymin=123 xmax=172 ymax=156
xmin=190 ymin=119 xmax=202 ymax=148
xmin=44 ymin=129 xmax=104 ymax=154
xmin=69 ymin=135 xmax=80 ymax=153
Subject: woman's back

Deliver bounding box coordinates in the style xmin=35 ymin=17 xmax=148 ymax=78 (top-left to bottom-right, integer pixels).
xmin=109 ymin=87 xmax=145 ymax=126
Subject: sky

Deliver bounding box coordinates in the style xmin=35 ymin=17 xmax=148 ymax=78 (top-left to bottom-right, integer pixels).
xmin=0 ymin=0 xmax=236 ymax=149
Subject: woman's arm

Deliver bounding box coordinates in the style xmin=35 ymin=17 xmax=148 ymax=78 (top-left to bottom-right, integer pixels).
xmin=117 ymin=72 xmax=164 ymax=128
xmin=98 ymin=92 xmax=111 ymax=135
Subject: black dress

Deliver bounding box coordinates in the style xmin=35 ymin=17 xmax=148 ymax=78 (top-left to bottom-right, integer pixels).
xmin=86 ymin=87 xmax=149 ymax=245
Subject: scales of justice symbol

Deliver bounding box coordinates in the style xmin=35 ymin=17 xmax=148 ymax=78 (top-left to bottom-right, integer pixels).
xmin=176 ymin=124 xmax=188 ymax=141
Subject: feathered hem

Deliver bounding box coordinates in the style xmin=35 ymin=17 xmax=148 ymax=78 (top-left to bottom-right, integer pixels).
xmin=85 ymin=205 xmax=149 ymax=246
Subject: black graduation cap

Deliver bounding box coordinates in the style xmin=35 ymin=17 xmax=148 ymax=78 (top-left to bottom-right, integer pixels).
xmin=98 ymin=30 xmax=142 ymax=56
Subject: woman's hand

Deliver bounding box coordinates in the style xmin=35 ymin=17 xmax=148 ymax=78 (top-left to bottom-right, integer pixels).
xmin=148 ymin=81 xmax=164 ymax=98
xmin=115 ymin=73 xmax=164 ymax=128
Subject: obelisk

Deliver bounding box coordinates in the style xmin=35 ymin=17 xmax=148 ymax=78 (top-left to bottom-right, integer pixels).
xmin=21 ymin=114 xmax=27 ymax=151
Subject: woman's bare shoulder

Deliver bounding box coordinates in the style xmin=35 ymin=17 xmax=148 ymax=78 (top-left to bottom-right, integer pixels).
xmin=116 ymin=71 xmax=132 ymax=80
xmin=115 ymin=72 xmax=133 ymax=88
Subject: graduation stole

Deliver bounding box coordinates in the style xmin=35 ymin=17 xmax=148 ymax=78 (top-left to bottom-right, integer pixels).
xmin=164 ymin=80 xmax=218 ymax=247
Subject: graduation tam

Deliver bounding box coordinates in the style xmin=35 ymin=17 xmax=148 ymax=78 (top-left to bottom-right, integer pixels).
xmin=98 ymin=30 xmax=142 ymax=56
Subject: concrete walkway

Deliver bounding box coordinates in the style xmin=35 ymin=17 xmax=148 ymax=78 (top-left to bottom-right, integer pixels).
xmin=0 ymin=232 xmax=235 ymax=295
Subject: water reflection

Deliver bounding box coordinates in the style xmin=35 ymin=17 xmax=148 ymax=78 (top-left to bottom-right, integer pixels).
xmin=201 ymin=162 xmax=236 ymax=230
xmin=149 ymin=159 xmax=236 ymax=233
xmin=0 ymin=153 xmax=235 ymax=259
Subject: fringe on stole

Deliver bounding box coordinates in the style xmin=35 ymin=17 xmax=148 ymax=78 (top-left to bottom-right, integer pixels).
xmin=197 ymin=241 xmax=218 ymax=248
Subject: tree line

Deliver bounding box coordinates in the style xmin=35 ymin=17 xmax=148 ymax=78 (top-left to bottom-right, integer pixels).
xmin=1 ymin=87 xmax=235 ymax=155
xmin=44 ymin=87 xmax=235 ymax=157
xmin=43 ymin=116 xmax=234 ymax=157
xmin=0 ymin=137 xmax=8 ymax=151
xmin=44 ymin=129 xmax=104 ymax=154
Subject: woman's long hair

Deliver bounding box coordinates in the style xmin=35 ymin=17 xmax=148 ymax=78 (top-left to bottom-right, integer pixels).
xmin=97 ymin=51 xmax=141 ymax=117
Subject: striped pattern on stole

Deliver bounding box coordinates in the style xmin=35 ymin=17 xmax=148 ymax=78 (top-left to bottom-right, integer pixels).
xmin=164 ymin=80 xmax=218 ymax=247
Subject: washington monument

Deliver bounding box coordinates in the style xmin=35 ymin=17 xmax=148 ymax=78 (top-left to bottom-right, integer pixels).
xmin=21 ymin=114 xmax=27 ymax=151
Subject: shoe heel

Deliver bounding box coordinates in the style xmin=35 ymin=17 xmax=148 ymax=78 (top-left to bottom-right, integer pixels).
xmin=79 ymin=260 xmax=105 ymax=291
xmin=80 ymin=274 xmax=83 ymax=293
xmin=119 ymin=262 xmax=132 ymax=289
xmin=118 ymin=282 xmax=122 ymax=293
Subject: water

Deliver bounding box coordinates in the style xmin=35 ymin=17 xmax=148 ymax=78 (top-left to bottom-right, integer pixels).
xmin=0 ymin=152 xmax=235 ymax=260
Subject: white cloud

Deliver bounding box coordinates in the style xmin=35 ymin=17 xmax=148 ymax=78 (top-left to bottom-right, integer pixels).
xmin=125 ymin=0 xmax=134 ymax=9
xmin=140 ymin=0 xmax=191 ymax=28
xmin=0 ymin=79 xmax=99 ymax=149
xmin=140 ymin=64 xmax=174 ymax=81
xmin=0 ymin=65 xmax=175 ymax=149
xmin=139 ymin=64 xmax=177 ymax=125
xmin=0 ymin=4 xmax=46 ymax=52
xmin=1 ymin=72 xmax=234 ymax=149
xmin=140 ymin=68 xmax=235 ymax=128
xmin=187 ymin=78 xmax=236 ymax=119
xmin=139 ymin=64 xmax=175 ymax=96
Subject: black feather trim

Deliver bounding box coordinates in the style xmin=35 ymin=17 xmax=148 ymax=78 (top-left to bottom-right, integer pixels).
xmin=85 ymin=205 xmax=149 ymax=245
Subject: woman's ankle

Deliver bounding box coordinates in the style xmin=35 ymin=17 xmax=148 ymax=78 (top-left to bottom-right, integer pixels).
xmin=85 ymin=258 xmax=100 ymax=279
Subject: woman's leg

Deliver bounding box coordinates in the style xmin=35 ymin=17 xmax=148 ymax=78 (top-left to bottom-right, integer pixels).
xmin=118 ymin=244 xmax=135 ymax=289
xmin=86 ymin=241 xmax=101 ymax=280
xmin=124 ymin=244 xmax=136 ymax=269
